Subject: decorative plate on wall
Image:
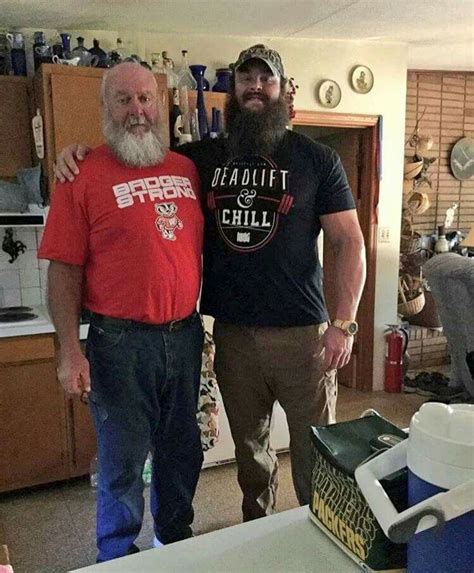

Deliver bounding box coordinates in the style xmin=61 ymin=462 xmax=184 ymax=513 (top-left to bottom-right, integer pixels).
xmin=450 ymin=137 xmax=474 ymax=180
xmin=318 ymin=80 xmax=341 ymax=109
xmin=351 ymin=65 xmax=374 ymax=94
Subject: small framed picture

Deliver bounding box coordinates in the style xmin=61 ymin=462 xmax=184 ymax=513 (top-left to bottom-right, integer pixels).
xmin=351 ymin=65 xmax=374 ymax=94
xmin=318 ymin=79 xmax=341 ymax=109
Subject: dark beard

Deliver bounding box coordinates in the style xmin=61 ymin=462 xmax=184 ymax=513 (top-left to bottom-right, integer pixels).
xmin=225 ymin=93 xmax=289 ymax=156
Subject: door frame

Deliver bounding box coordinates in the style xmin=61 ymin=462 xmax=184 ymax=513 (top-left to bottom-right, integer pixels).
xmin=292 ymin=110 xmax=380 ymax=391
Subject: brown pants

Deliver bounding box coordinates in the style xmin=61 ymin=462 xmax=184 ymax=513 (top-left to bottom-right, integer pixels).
xmin=213 ymin=321 xmax=337 ymax=521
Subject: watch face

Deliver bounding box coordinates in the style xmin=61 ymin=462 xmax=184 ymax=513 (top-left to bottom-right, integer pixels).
xmin=347 ymin=322 xmax=358 ymax=335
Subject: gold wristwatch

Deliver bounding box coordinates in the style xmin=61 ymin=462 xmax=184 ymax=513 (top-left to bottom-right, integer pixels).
xmin=331 ymin=319 xmax=359 ymax=336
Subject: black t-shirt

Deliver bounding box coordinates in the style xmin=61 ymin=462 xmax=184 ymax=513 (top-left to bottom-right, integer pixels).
xmin=177 ymin=130 xmax=355 ymax=326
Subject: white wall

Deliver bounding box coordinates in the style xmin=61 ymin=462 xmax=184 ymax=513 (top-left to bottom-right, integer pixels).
xmin=17 ymin=30 xmax=409 ymax=390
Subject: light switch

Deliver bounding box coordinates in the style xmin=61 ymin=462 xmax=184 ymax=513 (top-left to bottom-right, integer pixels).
xmin=379 ymin=227 xmax=391 ymax=243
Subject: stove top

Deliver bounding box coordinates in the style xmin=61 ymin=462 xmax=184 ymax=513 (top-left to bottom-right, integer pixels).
xmin=0 ymin=306 xmax=34 ymax=314
xmin=0 ymin=306 xmax=49 ymax=329
xmin=0 ymin=312 xmax=39 ymax=323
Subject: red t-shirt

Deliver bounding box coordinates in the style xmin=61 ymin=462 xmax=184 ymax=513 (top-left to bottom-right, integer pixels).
xmin=38 ymin=145 xmax=203 ymax=324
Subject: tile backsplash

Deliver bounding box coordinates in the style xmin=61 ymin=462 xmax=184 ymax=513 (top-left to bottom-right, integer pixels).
xmin=0 ymin=227 xmax=47 ymax=308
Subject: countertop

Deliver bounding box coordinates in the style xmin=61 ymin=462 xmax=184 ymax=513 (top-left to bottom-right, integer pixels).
xmin=72 ymin=506 xmax=362 ymax=573
xmin=0 ymin=306 xmax=89 ymax=340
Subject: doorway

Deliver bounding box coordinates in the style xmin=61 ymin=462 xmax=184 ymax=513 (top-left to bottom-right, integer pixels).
xmin=293 ymin=112 xmax=380 ymax=391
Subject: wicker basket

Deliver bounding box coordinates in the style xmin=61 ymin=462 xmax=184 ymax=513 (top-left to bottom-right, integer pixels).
xmin=397 ymin=278 xmax=426 ymax=317
xmin=406 ymin=190 xmax=430 ymax=216
xmin=400 ymin=231 xmax=421 ymax=254
xmin=404 ymin=159 xmax=423 ymax=180
xmin=398 ymin=291 xmax=425 ymax=317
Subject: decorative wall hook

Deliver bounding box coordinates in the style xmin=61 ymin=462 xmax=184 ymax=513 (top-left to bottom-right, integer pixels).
xmin=2 ymin=228 xmax=27 ymax=263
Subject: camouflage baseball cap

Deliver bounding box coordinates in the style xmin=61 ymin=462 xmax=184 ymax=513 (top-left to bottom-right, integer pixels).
xmin=232 ymin=44 xmax=285 ymax=79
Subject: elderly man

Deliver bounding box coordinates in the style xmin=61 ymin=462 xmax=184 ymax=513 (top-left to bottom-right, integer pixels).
xmin=56 ymin=44 xmax=366 ymax=522
xmin=39 ymin=63 xmax=204 ymax=561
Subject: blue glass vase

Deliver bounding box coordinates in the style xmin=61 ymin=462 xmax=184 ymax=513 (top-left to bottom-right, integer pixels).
xmin=60 ymin=33 xmax=71 ymax=58
xmin=195 ymin=73 xmax=209 ymax=140
xmin=11 ymin=48 xmax=27 ymax=76
xmin=189 ymin=64 xmax=210 ymax=91
xmin=212 ymin=68 xmax=231 ymax=93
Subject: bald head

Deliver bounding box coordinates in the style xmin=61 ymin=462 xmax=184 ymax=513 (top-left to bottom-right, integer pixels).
xmin=101 ymin=62 xmax=157 ymax=106
xmin=101 ymin=62 xmax=167 ymax=167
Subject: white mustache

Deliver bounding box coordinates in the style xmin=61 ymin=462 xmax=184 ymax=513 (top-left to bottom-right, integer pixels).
xmin=127 ymin=116 xmax=148 ymax=128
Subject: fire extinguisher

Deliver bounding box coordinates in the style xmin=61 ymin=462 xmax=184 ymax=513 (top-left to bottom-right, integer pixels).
xmin=384 ymin=325 xmax=409 ymax=393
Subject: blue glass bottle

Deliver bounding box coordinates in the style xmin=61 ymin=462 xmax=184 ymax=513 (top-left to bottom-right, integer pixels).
xmin=60 ymin=33 xmax=71 ymax=59
xmin=195 ymin=73 xmax=209 ymax=140
xmin=189 ymin=64 xmax=210 ymax=91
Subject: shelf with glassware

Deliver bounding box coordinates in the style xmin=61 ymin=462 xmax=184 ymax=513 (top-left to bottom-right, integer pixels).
xmin=32 ymin=64 xmax=169 ymax=197
xmin=168 ymin=88 xmax=228 ymax=145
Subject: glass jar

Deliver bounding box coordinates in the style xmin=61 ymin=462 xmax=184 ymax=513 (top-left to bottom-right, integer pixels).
xmin=6 ymin=32 xmax=26 ymax=76
xmin=212 ymin=68 xmax=231 ymax=93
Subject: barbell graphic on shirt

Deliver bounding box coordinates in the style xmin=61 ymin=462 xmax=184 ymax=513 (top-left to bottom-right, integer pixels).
xmin=207 ymin=190 xmax=293 ymax=215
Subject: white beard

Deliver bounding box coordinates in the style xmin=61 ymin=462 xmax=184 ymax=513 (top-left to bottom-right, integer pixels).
xmin=103 ymin=113 xmax=167 ymax=168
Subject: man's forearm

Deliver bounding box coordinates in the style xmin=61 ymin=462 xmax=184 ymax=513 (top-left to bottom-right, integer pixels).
xmin=47 ymin=261 xmax=84 ymax=353
xmin=333 ymin=237 xmax=366 ymax=319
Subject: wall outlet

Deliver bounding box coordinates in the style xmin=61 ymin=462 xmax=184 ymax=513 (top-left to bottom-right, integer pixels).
xmin=379 ymin=227 xmax=391 ymax=243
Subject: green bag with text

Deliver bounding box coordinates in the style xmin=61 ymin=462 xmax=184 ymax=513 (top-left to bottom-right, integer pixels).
xmin=309 ymin=411 xmax=408 ymax=572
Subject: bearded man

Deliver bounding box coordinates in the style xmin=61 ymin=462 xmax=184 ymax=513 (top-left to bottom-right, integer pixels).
xmin=55 ymin=45 xmax=366 ymax=523
xmin=39 ymin=62 xmax=205 ymax=562
xmin=181 ymin=45 xmax=366 ymax=521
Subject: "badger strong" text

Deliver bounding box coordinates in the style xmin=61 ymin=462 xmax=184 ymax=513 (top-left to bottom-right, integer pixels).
xmin=113 ymin=176 xmax=197 ymax=208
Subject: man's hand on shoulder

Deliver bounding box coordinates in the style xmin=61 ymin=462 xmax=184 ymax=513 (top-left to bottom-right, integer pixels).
xmin=318 ymin=326 xmax=354 ymax=371
xmin=56 ymin=348 xmax=91 ymax=396
xmin=55 ymin=144 xmax=92 ymax=183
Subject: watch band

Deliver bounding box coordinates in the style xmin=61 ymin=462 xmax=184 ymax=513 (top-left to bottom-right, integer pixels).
xmin=331 ymin=319 xmax=359 ymax=336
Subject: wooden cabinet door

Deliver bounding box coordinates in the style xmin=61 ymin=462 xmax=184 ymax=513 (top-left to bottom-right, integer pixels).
xmin=0 ymin=76 xmax=32 ymax=177
xmin=66 ymin=394 xmax=96 ymax=478
xmin=50 ymin=73 xmax=104 ymax=158
xmin=0 ymin=357 xmax=69 ymax=492
xmin=64 ymin=341 xmax=96 ymax=478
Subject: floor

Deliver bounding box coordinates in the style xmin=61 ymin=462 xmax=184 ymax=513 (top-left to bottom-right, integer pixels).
xmin=0 ymin=387 xmax=426 ymax=573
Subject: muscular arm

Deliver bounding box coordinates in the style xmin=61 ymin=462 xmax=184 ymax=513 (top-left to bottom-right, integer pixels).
xmin=48 ymin=261 xmax=90 ymax=394
xmin=319 ymin=209 xmax=367 ymax=370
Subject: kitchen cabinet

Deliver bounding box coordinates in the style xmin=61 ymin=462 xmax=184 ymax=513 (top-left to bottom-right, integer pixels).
xmin=65 ymin=393 xmax=96 ymax=478
xmin=66 ymin=342 xmax=96 ymax=478
xmin=0 ymin=76 xmax=32 ymax=178
xmin=0 ymin=334 xmax=69 ymax=492
xmin=33 ymin=65 xmax=169 ymax=196
xmin=0 ymin=334 xmax=96 ymax=492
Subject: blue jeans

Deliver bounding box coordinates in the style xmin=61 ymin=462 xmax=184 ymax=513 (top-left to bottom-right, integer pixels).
xmin=86 ymin=312 xmax=204 ymax=562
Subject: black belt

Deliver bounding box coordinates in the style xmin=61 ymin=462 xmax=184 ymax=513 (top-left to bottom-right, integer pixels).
xmin=90 ymin=311 xmax=198 ymax=332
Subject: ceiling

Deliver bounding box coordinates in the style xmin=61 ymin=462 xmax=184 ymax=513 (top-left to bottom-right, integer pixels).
xmin=1 ymin=0 xmax=473 ymax=66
